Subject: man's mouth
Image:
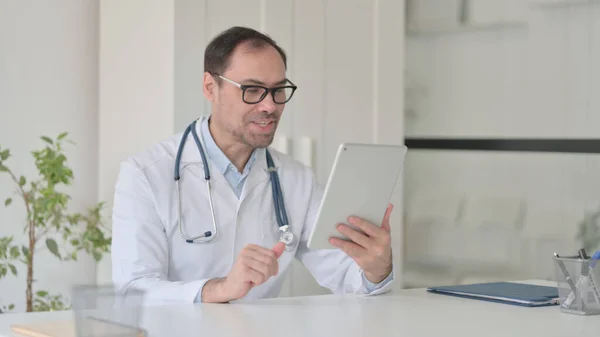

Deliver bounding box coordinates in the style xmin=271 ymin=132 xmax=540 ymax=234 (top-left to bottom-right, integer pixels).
xmin=252 ymin=120 xmax=275 ymax=127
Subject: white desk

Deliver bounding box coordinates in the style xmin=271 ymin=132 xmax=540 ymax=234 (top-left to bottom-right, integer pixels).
xmin=1 ymin=280 xmax=599 ymax=337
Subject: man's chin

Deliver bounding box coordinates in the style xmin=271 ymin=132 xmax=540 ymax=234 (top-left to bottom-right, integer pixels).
xmin=253 ymin=135 xmax=274 ymax=148
xmin=245 ymin=134 xmax=275 ymax=149
xmin=254 ymin=139 xmax=275 ymax=149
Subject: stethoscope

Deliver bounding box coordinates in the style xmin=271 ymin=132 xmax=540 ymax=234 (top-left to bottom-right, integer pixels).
xmin=173 ymin=119 xmax=296 ymax=250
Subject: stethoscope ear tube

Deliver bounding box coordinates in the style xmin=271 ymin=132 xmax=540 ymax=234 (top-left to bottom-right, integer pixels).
xmin=175 ymin=119 xmax=294 ymax=249
xmin=190 ymin=119 xmax=211 ymax=180
xmin=173 ymin=124 xmax=192 ymax=181
xmin=265 ymin=150 xmax=289 ymax=229
xmin=175 ymin=120 xmax=217 ymax=243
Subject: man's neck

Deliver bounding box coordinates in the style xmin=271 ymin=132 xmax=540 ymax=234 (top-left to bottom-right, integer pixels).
xmin=208 ymin=121 xmax=253 ymax=173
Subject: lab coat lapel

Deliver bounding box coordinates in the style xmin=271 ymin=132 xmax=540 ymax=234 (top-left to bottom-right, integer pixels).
xmin=176 ymin=119 xmax=239 ymax=202
xmin=240 ymin=148 xmax=269 ymax=201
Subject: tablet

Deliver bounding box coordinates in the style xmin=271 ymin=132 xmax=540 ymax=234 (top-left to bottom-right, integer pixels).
xmin=306 ymin=142 xmax=407 ymax=250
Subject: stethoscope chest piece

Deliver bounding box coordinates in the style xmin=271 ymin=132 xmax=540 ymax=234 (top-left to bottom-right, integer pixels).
xmin=279 ymin=226 xmax=296 ymax=251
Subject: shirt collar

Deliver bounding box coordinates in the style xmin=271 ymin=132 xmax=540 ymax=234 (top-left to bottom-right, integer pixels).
xmin=199 ymin=116 xmax=258 ymax=175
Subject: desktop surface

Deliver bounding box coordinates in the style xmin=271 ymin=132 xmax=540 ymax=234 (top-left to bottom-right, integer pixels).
xmin=1 ymin=280 xmax=598 ymax=337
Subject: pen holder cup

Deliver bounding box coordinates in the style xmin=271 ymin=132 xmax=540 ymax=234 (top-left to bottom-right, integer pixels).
xmin=70 ymin=284 xmax=147 ymax=337
xmin=553 ymin=256 xmax=600 ymax=315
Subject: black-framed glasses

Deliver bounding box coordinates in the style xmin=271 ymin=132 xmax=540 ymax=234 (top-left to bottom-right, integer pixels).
xmin=215 ymin=74 xmax=297 ymax=104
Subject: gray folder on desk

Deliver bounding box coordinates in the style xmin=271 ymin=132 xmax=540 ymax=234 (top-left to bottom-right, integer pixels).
xmin=427 ymin=282 xmax=559 ymax=307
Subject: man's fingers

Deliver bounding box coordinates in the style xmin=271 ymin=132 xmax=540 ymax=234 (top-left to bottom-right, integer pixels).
xmin=245 ymin=267 xmax=267 ymax=286
xmin=348 ymin=204 xmax=394 ymax=238
xmin=244 ymin=252 xmax=278 ymax=275
xmin=244 ymin=245 xmax=277 ymax=263
xmin=381 ymin=203 xmax=393 ymax=232
xmin=243 ymin=255 xmax=277 ymax=278
xmin=329 ymin=237 xmax=366 ymax=258
xmin=347 ymin=216 xmax=384 ymax=238
xmin=336 ymin=224 xmax=373 ymax=249
xmin=272 ymin=241 xmax=285 ymax=258
xmin=241 ymin=243 xmax=283 ymax=277
xmin=246 ymin=244 xmax=277 ymax=258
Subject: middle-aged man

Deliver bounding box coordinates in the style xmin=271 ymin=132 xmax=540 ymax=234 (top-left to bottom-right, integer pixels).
xmin=111 ymin=26 xmax=395 ymax=303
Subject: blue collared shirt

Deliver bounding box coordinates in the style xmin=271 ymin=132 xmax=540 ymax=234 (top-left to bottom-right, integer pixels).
xmin=195 ymin=117 xmax=390 ymax=299
xmin=200 ymin=117 xmax=257 ymax=199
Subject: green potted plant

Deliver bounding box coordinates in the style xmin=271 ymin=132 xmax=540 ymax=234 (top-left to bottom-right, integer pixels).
xmin=0 ymin=133 xmax=111 ymax=313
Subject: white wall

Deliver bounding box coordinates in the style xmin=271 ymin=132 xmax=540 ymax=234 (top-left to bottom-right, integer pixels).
xmin=99 ymin=0 xmax=406 ymax=296
xmin=174 ymin=0 xmax=207 ymax=131
xmin=404 ymin=0 xmax=600 ymax=287
xmin=96 ymin=0 xmax=176 ymax=284
xmin=0 ymin=0 xmax=99 ymax=311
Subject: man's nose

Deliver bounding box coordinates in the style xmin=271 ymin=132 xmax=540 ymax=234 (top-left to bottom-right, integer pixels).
xmin=257 ymin=92 xmax=278 ymax=112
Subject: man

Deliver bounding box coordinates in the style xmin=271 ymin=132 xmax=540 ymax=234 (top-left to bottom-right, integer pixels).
xmin=111 ymin=26 xmax=394 ymax=303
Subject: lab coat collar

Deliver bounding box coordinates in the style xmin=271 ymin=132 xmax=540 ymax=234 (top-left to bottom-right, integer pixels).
xmin=177 ymin=116 xmax=281 ymax=197
xmin=179 ymin=116 xmax=267 ymax=166
xmin=239 ymin=148 xmax=269 ymax=200
xmin=200 ymin=116 xmax=231 ymax=174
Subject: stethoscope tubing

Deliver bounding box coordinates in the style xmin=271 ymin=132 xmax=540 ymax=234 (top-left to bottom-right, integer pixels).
xmin=174 ymin=119 xmax=292 ymax=247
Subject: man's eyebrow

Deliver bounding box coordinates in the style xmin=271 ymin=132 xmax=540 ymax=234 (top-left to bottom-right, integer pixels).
xmin=242 ymin=78 xmax=288 ymax=86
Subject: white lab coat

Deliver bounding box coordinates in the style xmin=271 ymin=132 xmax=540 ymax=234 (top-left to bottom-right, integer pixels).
xmin=111 ymin=117 xmax=393 ymax=303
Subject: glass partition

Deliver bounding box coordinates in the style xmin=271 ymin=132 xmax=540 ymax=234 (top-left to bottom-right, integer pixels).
xmin=404 ymin=0 xmax=600 ymax=288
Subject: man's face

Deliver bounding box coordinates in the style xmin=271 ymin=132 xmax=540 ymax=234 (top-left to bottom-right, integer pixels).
xmin=204 ymin=42 xmax=288 ymax=149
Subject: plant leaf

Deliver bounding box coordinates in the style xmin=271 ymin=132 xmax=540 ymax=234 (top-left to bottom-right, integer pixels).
xmin=8 ymin=304 xmax=14 ymax=310
xmin=0 ymin=149 xmax=9 ymax=161
xmin=92 ymin=251 xmax=102 ymax=262
xmin=41 ymin=136 xmax=53 ymax=144
xmin=36 ymin=290 xmax=48 ymax=297
xmin=57 ymin=132 xmax=68 ymax=140
xmin=9 ymin=246 xmax=19 ymax=259
xmin=4 ymin=198 xmax=11 ymax=207
xmin=8 ymin=264 xmax=17 ymax=276
xmin=0 ymin=165 xmax=7 ymax=172
xmin=19 ymin=176 xmax=26 ymax=186
xmin=21 ymin=246 xmax=29 ymax=259
xmin=45 ymin=239 xmax=60 ymax=259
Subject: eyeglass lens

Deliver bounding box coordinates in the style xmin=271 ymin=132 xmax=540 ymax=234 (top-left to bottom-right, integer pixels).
xmin=243 ymin=86 xmax=295 ymax=104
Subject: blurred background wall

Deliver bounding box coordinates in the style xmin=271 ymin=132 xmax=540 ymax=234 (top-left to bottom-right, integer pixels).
xmin=403 ymin=0 xmax=600 ymax=287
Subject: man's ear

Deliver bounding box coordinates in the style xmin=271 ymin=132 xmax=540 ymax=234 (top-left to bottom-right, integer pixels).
xmin=203 ymin=72 xmax=216 ymax=101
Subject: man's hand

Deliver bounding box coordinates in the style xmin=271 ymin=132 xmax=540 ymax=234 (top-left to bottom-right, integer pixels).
xmin=202 ymin=242 xmax=286 ymax=303
xmin=329 ymin=203 xmax=393 ymax=284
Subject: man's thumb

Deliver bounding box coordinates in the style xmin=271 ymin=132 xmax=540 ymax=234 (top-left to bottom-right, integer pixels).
xmin=272 ymin=241 xmax=285 ymax=258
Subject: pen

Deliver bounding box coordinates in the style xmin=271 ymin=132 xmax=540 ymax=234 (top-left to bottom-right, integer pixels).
xmin=579 ymin=248 xmax=589 ymax=260
xmin=579 ymin=248 xmax=589 ymax=279
xmin=554 ymin=253 xmax=581 ymax=309
xmin=555 ymin=253 xmax=577 ymax=291
xmin=587 ymin=251 xmax=600 ymax=304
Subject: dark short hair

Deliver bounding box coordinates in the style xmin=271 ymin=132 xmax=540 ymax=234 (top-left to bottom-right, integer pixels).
xmin=204 ymin=26 xmax=287 ymax=76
